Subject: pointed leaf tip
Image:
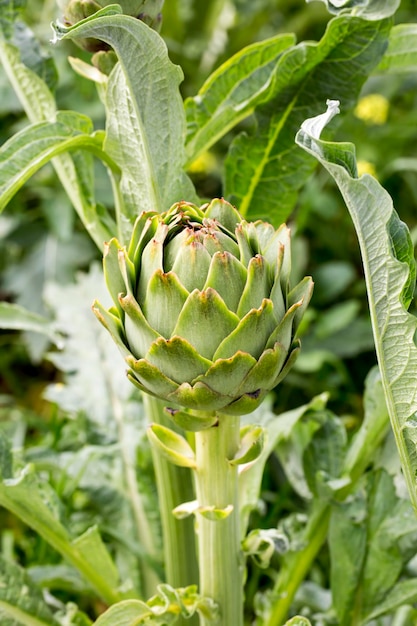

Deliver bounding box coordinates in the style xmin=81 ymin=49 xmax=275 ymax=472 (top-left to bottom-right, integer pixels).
xmin=147 ymin=423 xmax=196 ymax=468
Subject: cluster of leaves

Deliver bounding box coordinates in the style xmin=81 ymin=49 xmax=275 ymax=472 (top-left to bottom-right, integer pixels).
xmin=1 ymin=0 xmax=417 ymax=625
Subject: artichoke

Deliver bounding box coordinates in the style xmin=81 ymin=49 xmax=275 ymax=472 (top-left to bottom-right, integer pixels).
xmin=93 ymin=199 xmax=313 ymax=416
xmin=58 ymin=0 xmax=164 ymax=52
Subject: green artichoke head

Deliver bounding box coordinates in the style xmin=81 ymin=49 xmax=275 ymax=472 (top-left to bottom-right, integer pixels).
xmin=58 ymin=0 xmax=164 ymax=52
xmin=94 ymin=199 xmax=313 ymax=415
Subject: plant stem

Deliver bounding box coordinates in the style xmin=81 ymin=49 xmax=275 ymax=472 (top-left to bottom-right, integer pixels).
xmin=194 ymin=415 xmax=244 ymax=626
xmin=143 ymin=396 xmax=199 ymax=625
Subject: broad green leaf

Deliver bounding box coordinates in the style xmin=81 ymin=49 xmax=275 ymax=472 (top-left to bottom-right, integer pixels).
xmin=0 ymin=39 xmax=55 ymax=123
xmin=302 ymin=411 xmax=347 ymax=499
xmin=365 ymin=578 xmax=417 ymax=621
xmin=359 ymin=471 xmax=417 ymax=618
xmin=376 ymin=24 xmax=417 ymax=73
xmin=0 ymin=111 xmax=117 ymax=213
xmin=54 ymin=7 xmax=196 ymax=241
xmin=0 ymin=0 xmax=26 ymax=36
xmin=239 ymin=393 xmax=329 ymax=532
xmin=0 ymin=39 xmax=114 ymax=248
xmin=184 ymin=33 xmax=296 ymax=165
xmin=0 ymin=555 xmax=59 ymax=626
xmin=296 ymin=100 xmax=417 ymax=513
xmin=329 ymin=470 xmax=417 ymax=624
xmin=0 ymin=302 xmax=62 ymax=346
xmin=0 ymin=0 xmax=57 ymax=88
xmin=329 ymin=493 xmax=367 ymax=625
xmin=0 ymin=434 xmax=121 ymax=605
xmin=224 ymin=15 xmax=392 ymax=225
xmin=343 ymin=366 xmax=390 ymax=483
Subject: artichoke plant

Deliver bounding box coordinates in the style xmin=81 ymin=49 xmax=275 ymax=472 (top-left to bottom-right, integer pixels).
xmin=94 ymin=199 xmax=313 ymax=416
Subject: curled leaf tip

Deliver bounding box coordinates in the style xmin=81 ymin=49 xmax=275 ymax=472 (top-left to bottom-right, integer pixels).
xmin=300 ymin=99 xmax=341 ymax=140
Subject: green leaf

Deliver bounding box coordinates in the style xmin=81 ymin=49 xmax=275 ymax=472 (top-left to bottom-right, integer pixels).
xmin=329 ymin=470 xmax=417 ymax=624
xmin=229 ymin=424 xmax=265 ymax=466
xmin=359 ymin=471 xmax=417 ymax=618
xmin=303 ymin=411 xmax=347 ymax=498
xmin=148 ymin=424 xmax=196 ymax=468
xmin=376 ymin=24 xmax=417 ymax=73
xmin=0 ymin=39 xmax=114 ymax=248
xmin=165 ymin=407 xmax=218 ymax=432
xmin=54 ymin=8 xmax=196 ymax=240
xmin=9 ymin=21 xmax=58 ymax=89
xmin=91 ymin=599 xmax=152 ymax=625
xmin=91 ymin=584 xmax=218 ymax=625
xmin=284 ymin=618 xmax=312 ymax=626
xmin=0 ymin=112 xmax=116 ymax=213
xmin=0 ymin=302 xmax=62 ymax=346
xmin=242 ymin=528 xmax=289 ymax=569
xmin=365 ymin=578 xmax=417 ymax=621
xmin=238 ymin=393 xmax=329 ymax=532
xmin=72 ymin=526 xmax=120 ymax=591
xmin=329 ymin=489 xmax=368 ymax=625
xmin=224 ymin=14 xmax=392 ymax=225
xmin=0 ymin=555 xmax=60 ymax=626
xmin=184 ymin=33 xmax=295 ymax=165
xmin=296 ymin=100 xmax=417 ymax=513
xmin=343 ymin=366 xmax=390 ymax=483
xmin=0 ymin=0 xmax=57 ymax=89
xmin=0 ymin=433 xmax=121 ymax=605
xmin=308 ymin=0 xmax=400 ymax=19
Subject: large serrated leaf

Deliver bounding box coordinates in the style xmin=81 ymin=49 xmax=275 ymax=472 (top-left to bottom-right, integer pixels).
xmin=296 ymin=100 xmax=417 ymax=512
xmin=0 ymin=555 xmax=60 ymax=626
xmin=54 ymin=7 xmax=196 ymax=240
xmin=0 ymin=39 xmax=114 ymax=248
xmin=184 ymin=33 xmax=296 ymax=165
xmin=0 ymin=433 xmax=121 ymax=605
xmin=224 ymin=15 xmax=392 ymax=225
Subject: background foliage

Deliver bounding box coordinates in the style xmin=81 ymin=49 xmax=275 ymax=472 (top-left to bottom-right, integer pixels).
xmin=1 ymin=0 xmax=417 ymax=624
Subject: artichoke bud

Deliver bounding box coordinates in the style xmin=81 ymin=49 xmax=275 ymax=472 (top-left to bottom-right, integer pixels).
xmin=59 ymin=0 xmax=164 ymax=52
xmin=94 ymin=199 xmax=313 ymax=416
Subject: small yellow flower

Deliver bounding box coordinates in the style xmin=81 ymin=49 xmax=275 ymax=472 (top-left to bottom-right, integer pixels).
xmin=354 ymin=94 xmax=389 ymax=125
xmin=357 ymin=160 xmax=377 ymax=178
xmin=188 ymin=151 xmax=218 ymax=175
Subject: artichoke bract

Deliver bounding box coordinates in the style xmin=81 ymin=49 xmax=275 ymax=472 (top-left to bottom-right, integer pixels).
xmin=93 ymin=199 xmax=313 ymax=415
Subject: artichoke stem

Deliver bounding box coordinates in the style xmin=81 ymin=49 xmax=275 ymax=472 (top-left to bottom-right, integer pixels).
xmin=194 ymin=415 xmax=244 ymax=626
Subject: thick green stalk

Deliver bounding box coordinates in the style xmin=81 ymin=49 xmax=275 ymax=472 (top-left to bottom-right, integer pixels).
xmin=143 ymin=396 xmax=199 ymax=625
xmin=194 ymin=415 xmax=244 ymax=626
